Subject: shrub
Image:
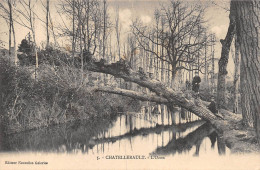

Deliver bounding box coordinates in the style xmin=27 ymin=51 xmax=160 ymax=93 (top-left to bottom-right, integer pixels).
xmin=0 ymin=55 xmax=140 ymax=135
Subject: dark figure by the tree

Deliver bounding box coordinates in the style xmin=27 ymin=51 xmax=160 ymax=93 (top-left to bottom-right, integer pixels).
xmin=207 ymin=97 xmax=218 ymax=115
xmin=192 ymin=72 xmax=201 ymax=93
xmin=207 ymin=97 xmax=224 ymax=119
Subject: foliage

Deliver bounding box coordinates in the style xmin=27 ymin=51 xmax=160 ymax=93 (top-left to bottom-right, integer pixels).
xmin=17 ymin=41 xmax=71 ymax=66
xmin=18 ymin=39 xmax=33 ymax=55
xmin=0 ymin=55 xmax=140 ymax=135
xmin=17 ymin=40 xmax=93 ymax=68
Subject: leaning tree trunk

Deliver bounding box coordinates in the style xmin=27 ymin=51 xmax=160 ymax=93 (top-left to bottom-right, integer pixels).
xmin=234 ymin=0 xmax=260 ymax=142
xmin=86 ymin=59 xmax=220 ymax=123
xmin=217 ymin=1 xmax=236 ymax=108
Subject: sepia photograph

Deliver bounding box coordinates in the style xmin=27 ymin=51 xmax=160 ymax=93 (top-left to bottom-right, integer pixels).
xmin=0 ymin=0 xmax=259 ymax=169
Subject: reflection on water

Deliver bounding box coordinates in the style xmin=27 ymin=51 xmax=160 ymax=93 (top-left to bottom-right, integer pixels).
xmin=0 ymin=104 xmax=230 ymax=157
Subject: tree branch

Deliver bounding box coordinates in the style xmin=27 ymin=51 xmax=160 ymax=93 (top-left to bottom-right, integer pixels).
xmin=95 ymin=86 xmax=168 ymax=104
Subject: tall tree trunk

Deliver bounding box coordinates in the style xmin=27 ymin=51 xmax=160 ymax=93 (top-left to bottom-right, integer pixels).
xmin=82 ymin=24 xmax=87 ymax=51
xmin=232 ymin=36 xmax=240 ymax=114
xmin=28 ymin=0 xmax=38 ymax=78
xmin=234 ymin=0 xmax=260 ymax=142
xmin=49 ymin=11 xmax=57 ymax=47
xmin=8 ymin=0 xmax=17 ymax=65
xmin=86 ymin=0 xmax=90 ymax=52
xmin=78 ymin=6 xmax=84 ymax=83
xmin=72 ymin=0 xmax=75 ymax=62
xmin=171 ymin=66 xmax=177 ymax=87
xmin=115 ymin=6 xmax=120 ymax=59
xmin=168 ymin=63 xmax=171 ymax=87
xmin=11 ymin=17 xmax=16 ymax=66
xmin=204 ymin=36 xmax=208 ymax=89
xmin=161 ymin=60 xmax=164 ymax=82
xmin=103 ymin=0 xmax=107 ymax=85
xmin=46 ymin=0 xmax=49 ymax=48
xmin=7 ymin=0 xmax=16 ymax=64
xmin=217 ymin=1 xmax=236 ymax=108
xmin=211 ymin=35 xmax=215 ymax=94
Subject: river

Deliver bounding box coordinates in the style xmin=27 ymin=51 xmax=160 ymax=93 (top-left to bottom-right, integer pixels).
xmin=0 ymin=104 xmax=230 ymax=157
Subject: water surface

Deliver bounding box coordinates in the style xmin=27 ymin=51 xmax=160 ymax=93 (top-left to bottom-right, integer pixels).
xmin=0 ymin=105 xmax=230 ymax=157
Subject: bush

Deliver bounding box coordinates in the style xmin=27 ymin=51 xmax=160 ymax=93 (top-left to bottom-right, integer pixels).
xmin=0 ymin=55 xmax=140 ymax=135
xmin=18 ymin=41 xmax=92 ymax=68
xmin=18 ymin=46 xmax=71 ymax=66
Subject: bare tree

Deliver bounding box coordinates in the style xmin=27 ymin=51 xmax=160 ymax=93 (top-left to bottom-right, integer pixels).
xmin=40 ymin=0 xmax=57 ymax=48
xmin=132 ymin=0 xmax=211 ymax=87
xmin=0 ymin=0 xmax=17 ymax=65
xmin=59 ymin=0 xmax=103 ymax=56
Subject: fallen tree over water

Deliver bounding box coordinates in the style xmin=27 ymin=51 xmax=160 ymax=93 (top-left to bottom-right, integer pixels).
xmin=83 ymin=58 xmax=259 ymax=153
xmin=86 ymin=59 xmax=217 ymax=122
xmin=86 ymin=59 xmax=226 ymax=126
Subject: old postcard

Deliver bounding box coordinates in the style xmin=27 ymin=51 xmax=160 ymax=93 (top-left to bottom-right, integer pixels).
xmin=0 ymin=0 xmax=260 ymax=169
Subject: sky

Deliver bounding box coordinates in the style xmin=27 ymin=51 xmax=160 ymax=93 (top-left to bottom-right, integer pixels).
xmin=0 ymin=0 xmax=235 ymax=77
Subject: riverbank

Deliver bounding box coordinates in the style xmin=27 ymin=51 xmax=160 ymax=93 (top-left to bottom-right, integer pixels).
xmin=197 ymin=90 xmax=260 ymax=153
xmin=0 ymin=56 xmax=140 ymax=135
xmin=218 ymin=109 xmax=260 ymax=154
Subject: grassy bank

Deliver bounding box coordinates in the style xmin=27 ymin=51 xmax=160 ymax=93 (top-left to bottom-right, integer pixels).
xmin=0 ymin=56 xmax=140 ymax=135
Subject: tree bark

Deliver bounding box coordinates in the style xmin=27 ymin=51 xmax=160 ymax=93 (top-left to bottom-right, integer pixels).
xmin=232 ymin=36 xmax=240 ymax=114
xmin=217 ymin=0 xmax=236 ymax=108
xmin=240 ymin=71 xmax=254 ymax=127
xmin=234 ymin=0 xmax=260 ymax=142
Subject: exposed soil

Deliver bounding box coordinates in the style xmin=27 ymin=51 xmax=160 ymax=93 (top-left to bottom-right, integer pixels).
xmin=219 ymin=109 xmax=260 ymax=153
